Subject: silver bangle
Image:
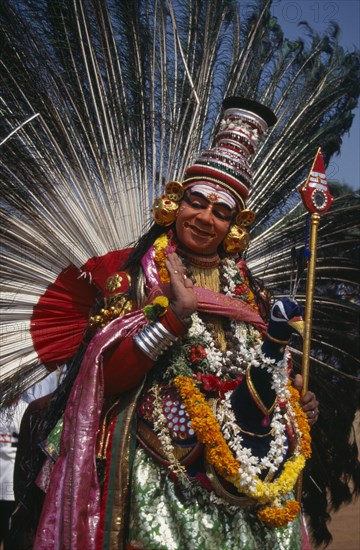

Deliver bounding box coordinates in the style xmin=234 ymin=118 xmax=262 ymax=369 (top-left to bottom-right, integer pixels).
xmin=134 ymin=321 xmax=178 ymax=361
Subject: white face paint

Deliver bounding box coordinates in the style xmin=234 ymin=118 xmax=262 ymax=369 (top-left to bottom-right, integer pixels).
xmin=175 ymin=183 xmax=237 ymax=254
xmin=190 ymin=183 xmax=237 ymax=210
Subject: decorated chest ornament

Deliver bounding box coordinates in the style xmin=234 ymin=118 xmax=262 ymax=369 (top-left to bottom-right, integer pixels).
xmin=88 ymin=271 xmax=133 ymax=328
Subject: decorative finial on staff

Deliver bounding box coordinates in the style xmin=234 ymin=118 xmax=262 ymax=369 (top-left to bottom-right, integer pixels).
xmin=299 ymin=147 xmax=333 ymax=394
xmin=297 ymin=147 xmax=333 ymax=501
xmin=300 ymin=147 xmax=333 ymax=216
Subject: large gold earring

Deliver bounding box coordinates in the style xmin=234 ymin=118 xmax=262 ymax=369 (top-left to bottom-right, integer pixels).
xmin=152 ymin=181 xmax=184 ymax=226
xmin=223 ymin=209 xmax=256 ymax=254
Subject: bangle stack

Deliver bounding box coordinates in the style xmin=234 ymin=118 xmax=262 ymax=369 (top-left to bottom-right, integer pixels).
xmin=134 ymin=321 xmax=178 ymax=361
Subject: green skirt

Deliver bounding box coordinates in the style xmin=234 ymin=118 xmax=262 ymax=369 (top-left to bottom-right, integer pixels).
xmin=128 ymin=448 xmax=302 ymax=550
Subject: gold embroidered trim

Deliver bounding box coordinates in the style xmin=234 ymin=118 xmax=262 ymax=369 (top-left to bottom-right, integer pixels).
xmin=237 ymin=425 xmax=274 ymax=438
xmin=265 ymin=332 xmax=289 ymax=345
xmin=246 ymin=365 xmax=275 ymax=416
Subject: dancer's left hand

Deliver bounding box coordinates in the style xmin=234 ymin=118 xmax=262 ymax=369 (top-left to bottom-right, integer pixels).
xmin=294 ymin=374 xmax=319 ymax=426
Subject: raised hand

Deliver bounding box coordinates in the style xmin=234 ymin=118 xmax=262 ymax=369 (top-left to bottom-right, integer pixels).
xmin=165 ymin=253 xmax=197 ymax=321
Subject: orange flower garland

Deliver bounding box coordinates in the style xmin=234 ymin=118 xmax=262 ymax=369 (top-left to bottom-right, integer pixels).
xmin=173 ymin=375 xmax=239 ymax=477
xmin=153 ymin=232 xmax=177 ymax=283
xmin=257 ymin=500 xmax=301 ymax=527
xmin=173 ymin=374 xmax=312 ymax=526
xmin=288 ymin=384 xmax=312 ymax=459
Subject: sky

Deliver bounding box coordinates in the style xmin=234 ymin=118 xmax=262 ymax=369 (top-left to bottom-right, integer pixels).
xmin=266 ymin=0 xmax=359 ymax=190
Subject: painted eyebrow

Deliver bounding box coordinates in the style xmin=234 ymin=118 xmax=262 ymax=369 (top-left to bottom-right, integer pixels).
xmin=186 ymin=191 xmax=233 ymax=212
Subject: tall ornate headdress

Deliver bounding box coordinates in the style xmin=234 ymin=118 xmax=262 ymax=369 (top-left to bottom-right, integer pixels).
xmin=183 ymin=97 xmax=277 ymax=205
xmin=153 ymin=97 xmax=277 ymax=252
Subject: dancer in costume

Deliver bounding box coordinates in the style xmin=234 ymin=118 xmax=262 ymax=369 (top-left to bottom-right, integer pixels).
xmin=19 ymin=98 xmax=318 ymax=550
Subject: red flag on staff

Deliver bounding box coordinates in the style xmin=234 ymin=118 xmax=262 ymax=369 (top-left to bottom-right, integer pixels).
xmin=299 ymin=147 xmax=334 ymax=214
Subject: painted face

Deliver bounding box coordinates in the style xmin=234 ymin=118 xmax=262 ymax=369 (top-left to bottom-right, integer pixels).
xmin=175 ymin=183 xmax=237 ymax=254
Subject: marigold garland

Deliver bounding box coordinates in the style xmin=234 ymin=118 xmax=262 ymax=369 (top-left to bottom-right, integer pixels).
xmin=257 ymin=500 xmax=301 ymax=527
xmin=173 ymin=375 xmax=239 ymax=477
xmin=288 ymin=384 xmax=312 ymax=459
xmin=173 ymin=374 xmax=311 ymax=526
xmin=153 ymin=233 xmax=176 ymax=283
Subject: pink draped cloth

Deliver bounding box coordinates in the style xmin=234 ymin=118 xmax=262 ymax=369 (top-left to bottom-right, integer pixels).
xmin=196 ymin=286 xmax=266 ymax=331
xmin=35 ymin=248 xmax=267 ymax=549
xmin=34 ymin=311 xmax=145 ymax=550
xmin=142 ymin=244 xmax=266 ymax=333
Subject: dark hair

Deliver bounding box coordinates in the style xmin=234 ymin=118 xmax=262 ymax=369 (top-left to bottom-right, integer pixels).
xmin=245 ymin=264 xmax=271 ymax=321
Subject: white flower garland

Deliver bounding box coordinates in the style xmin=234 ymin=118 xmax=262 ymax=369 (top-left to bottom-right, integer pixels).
xmin=150 ymin=384 xmax=190 ymax=485
xmin=187 ymin=312 xmax=224 ymax=375
xmin=221 ymin=257 xmax=240 ymax=295
xmin=151 ymin=251 xmax=300 ymax=502
xmin=214 ymin=346 xmax=292 ymax=493
xmin=181 ymin=304 xmax=295 ymax=492
xmin=187 ymin=311 xmax=264 ymax=378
